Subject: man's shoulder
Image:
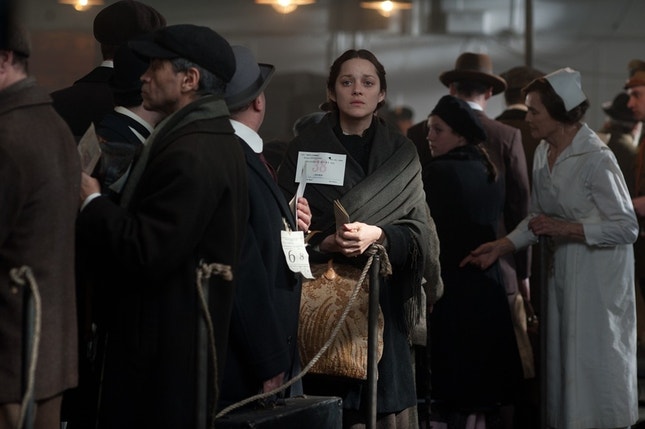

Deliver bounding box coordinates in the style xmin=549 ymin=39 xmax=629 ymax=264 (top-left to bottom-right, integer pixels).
xmin=479 ymin=111 xmax=521 ymax=140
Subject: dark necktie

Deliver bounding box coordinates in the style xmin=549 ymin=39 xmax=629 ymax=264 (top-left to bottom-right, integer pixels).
xmin=259 ymin=152 xmax=277 ymax=182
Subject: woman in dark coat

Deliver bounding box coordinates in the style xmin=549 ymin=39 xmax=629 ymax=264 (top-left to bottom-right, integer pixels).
xmin=423 ymin=95 xmax=522 ymax=428
xmin=277 ymin=49 xmax=442 ymax=429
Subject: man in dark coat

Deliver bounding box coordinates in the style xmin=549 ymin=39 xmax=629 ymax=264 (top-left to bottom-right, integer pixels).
xmin=0 ymin=17 xmax=80 ymax=429
xmin=496 ymin=65 xmax=545 ymax=183
xmin=50 ymin=0 xmax=165 ymax=140
xmin=218 ymin=45 xmax=311 ymax=408
xmin=76 ymin=24 xmax=248 ymax=429
xmin=93 ymin=43 xmax=165 ymax=197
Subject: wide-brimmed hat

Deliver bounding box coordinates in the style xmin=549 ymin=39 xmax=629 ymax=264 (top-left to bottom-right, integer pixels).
xmin=430 ymin=95 xmax=487 ymax=143
xmin=602 ymin=92 xmax=636 ymax=123
xmin=128 ymin=24 xmax=235 ymax=83
xmin=93 ymin=0 xmax=166 ymax=46
xmin=439 ymin=52 xmax=507 ymax=95
xmin=224 ymin=46 xmax=275 ymax=111
xmin=544 ymin=67 xmax=587 ymax=111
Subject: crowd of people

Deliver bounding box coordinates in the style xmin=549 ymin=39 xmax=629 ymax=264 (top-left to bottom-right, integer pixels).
xmin=1 ymin=1 xmax=644 ymax=429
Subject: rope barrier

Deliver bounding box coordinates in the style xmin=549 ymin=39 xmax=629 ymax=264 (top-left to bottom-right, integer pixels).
xmin=9 ymin=266 xmax=42 ymax=429
xmin=215 ymin=243 xmax=390 ymax=419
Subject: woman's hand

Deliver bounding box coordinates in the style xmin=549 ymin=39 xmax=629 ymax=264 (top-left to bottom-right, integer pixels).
xmin=296 ymin=197 xmax=312 ymax=232
xmin=460 ymin=238 xmax=515 ymax=270
xmin=319 ymin=222 xmax=383 ymax=256
xmin=528 ymin=214 xmax=584 ymax=240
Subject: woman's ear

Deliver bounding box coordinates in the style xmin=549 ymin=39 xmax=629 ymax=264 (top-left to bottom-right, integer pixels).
xmin=326 ymin=88 xmax=336 ymax=103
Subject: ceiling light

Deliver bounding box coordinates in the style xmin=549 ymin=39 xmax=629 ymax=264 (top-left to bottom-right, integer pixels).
xmin=58 ymin=0 xmax=104 ymax=12
xmin=255 ymin=0 xmax=316 ymax=15
xmin=360 ymin=1 xmax=412 ymax=18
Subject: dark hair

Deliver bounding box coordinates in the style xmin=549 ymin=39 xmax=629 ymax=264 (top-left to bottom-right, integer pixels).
xmin=504 ymin=87 xmax=523 ymax=105
xmin=523 ymin=78 xmax=589 ymax=124
xmin=452 ymin=80 xmax=490 ymax=98
xmin=475 ymin=144 xmax=498 ymax=182
xmin=170 ymin=57 xmax=226 ymax=97
xmin=326 ymin=49 xmax=387 ymax=111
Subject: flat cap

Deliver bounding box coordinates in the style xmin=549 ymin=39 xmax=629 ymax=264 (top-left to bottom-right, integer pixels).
xmin=128 ymin=24 xmax=236 ymax=83
xmin=93 ymin=0 xmax=166 ymax=46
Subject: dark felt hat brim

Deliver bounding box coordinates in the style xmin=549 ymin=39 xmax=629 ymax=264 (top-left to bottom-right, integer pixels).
xmin=439 ymin=70 xmax=507 ymax=95
xmin=225 ymin=64 xmax=275 ymax=111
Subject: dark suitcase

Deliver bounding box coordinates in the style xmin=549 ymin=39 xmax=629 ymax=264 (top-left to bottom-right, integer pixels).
xmin=215 ymin=396 xmax=342 ymax=428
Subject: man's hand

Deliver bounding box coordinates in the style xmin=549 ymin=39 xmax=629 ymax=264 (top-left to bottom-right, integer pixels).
xmin=262 ymin=372 xmax=285 ymax=393
xmin=80 ymin=172 xmax=100 ymax=203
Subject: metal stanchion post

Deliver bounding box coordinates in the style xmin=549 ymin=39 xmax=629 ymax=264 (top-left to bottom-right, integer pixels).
xmin=367 ymin=253 xmax=381 ymax=429
xmin=539 ymin=236 xmax=548 ymax=429
xmin=196 ymin=285 xmax=209 ymax=429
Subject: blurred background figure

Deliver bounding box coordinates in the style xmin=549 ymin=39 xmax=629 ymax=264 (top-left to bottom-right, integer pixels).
xmin=50 ymin=0 xmax=165 ymax=140
xmin=597 ymin=92 xmax=639 ymax=197
xmin=497 ymin=66 xmax=545 ymax=181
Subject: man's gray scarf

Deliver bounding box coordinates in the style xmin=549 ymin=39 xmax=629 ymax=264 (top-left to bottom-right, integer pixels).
xmin=119 ymin=95 xmax=230 ymax=208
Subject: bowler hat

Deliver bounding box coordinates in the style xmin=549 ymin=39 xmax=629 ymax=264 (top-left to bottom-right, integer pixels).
xmin=430 ymin=95 xmax=487 ymax=144
xmin=128 ymin=24 xmax=236 ymax=83
xmin=93 ymin=0 xmax=166 ymax=46
xmin=439 ymin=52 xmax=507 ymax=95
xmin=602 ymin=93 xmax=636 ymax=123
xmin=500 ymin=66 xmax=544 ymax=91
xmin=224 ymin=46 xmax=275 ymax=111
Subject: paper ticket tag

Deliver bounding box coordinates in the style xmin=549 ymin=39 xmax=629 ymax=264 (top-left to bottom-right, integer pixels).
xmin=280 ymin=230 xmax=314 ymax=279
xmin=295 ymin=151 xmax=346 ymax=186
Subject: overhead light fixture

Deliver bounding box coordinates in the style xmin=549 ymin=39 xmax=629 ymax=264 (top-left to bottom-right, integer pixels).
xmin=360 ymin=0 xmax=412 ymax=18
xmin=255 ymin=0 xmax=315 ymax=15
xmin=58 ymin=0 xmax=104 ymax=12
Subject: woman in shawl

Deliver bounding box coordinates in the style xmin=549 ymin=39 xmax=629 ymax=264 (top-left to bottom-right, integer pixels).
xmin=462 ymin=68 xmax=639 ymax=429
xmin=423 ymin=95 xmax=523 ymax=428
xmin=277 ymin=49 xmax=442 ymax=428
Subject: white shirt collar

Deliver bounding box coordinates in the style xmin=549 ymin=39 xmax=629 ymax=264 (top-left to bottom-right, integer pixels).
xmin=465 ymin=100 xmax=484 ymax=111
xmin=114 ymin=106 xmax=155 ymax=145
xmin=101 ymin=60 xmax=114 ymax=68
xmin=230 ymin=119 xmax=263 ymax=153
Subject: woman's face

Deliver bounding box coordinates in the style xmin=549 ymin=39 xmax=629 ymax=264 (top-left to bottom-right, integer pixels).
xmin=426 ymin=115 xmax=465 ymax=157
xmin=525 ymin=91 xmax=560 ymax=141
xmin=329 ymin=58 xmax=385 ymax=121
